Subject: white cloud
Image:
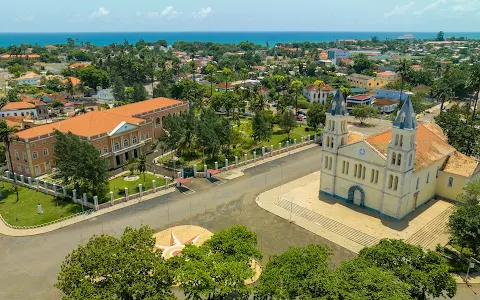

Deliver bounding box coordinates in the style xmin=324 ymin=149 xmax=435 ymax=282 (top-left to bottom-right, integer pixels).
xmin=89 ymin=7 xmax=110 ymax=18
xmin=384 ymin=2 xmax=415 ymax=17
xmin=16 ymin=15 xmax=35 ymax=22
xmin=413 ymin=0 xmax=446 ymax=15
xmin=160 ymin=6 xmax=180 ymax=19
xmin=192 ymin=7 xmax=212 ymax=20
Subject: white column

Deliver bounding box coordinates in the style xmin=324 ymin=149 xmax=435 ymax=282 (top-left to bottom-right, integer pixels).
xmin=93 ymin=196 xmax=99 ymax=210
xmin=73 ymin=189 xmax=77 ymax=201
xmin=152 ymin=180 xmax=157 ymax=192
xmin=193 ymin=165 xmax=197 ymax=177
xmin=308 ymin=134 xmax=311 ymax=141
xmin=124 ymin=188 xmax=129 ymax=201
xmin=244 ymin=154 xmax=247 ymax=164
xmin=62 ymin=186 xmax=67 ymax=197
xmin=138 ymin=184 xmax=143 ymax=198
xmin=286 ymin=141 xmax=290 ymax=152
xmin=181 ymin=168 xmax=184 ymax=178
xmin=28 ymin=176 xmax=32 ymax=185
xmin=110 ymin=191 xmax=114 ymax=205
xmin=225 ymin=159 xmax=228 ymax=170
xmin=215 ymin=162 xmax=218 ymax=170
xmin=314 ymin=133 xmax=317 ymax=142
xmin=235 ymin=156 xmax=238 ymax=166
xmin=35 ymin=178 xmax=39 ymax=188
xmin=301 ymin=136 xmax=304 ymax=144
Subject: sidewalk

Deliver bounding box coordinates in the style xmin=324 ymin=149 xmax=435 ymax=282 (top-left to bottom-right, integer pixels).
xmin=256 ymin=171 xmax=453 ymax=254
xmin=0 ymin=187 xmax=177 ymax=237
xmin=0 ymin=143 xmax=319 ymax=237
xmin=217 ymin=143 xmax=319 ymax=180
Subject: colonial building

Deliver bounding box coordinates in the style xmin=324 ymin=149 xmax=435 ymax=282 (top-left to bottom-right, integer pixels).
xmin=320 ymin=91 xmax=479 ymax=220
xmin=7 ymin=97 xmax=188 ymax=177
xmin=303 ymin=83 xmax=337 ymax=104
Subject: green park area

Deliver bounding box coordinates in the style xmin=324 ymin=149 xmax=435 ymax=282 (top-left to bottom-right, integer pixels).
xmin=160 ymin=116 xmax=321 ymax=170
xmin=0 ymin=181 xmax=83 ymax=227
xmin=107 ymin=172 xmax=165 ymax=199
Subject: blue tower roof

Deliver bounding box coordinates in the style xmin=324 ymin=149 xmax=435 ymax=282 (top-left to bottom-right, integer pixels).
xmin=393 ymin=97 xmax=417 ymax=130
xmin=328 ymin=90 xmax=347 ymax=116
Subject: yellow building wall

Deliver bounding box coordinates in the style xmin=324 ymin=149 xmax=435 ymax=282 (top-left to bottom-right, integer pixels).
xmin=436 ymin=171 xmax=468 ymax=201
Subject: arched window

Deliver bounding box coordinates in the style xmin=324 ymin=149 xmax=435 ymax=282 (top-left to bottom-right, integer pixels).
xmin=32 ymin=152 xmax=38 ymax=159
xmin=123 ymin=139 xmax=129 ymax=147
xmin=397 ymin=154 xmax=402 ymax=166
xmin=393 ymin=176 xmax=399 ymax=190
xmin=132 ymin=136 xmax=137 ymax=144
xmin=416 ymin=178 xmax=420 ymax=190
xmin=388 ymin=175 xmax=393 ymax=189
xmin=156 ymin=117 xmax=161 ymax=126
xmin=399 ymin=135 xmax=404 ymax=147
xmin=324 ymin=156 xmax=329 ymax=169
xmin=114 ymin=143 xmax=120 ymax=151
xmin=447 ymin=177 xmax=454 ymax=188
xmin=391 ymin=152 xmax=396 ymax=165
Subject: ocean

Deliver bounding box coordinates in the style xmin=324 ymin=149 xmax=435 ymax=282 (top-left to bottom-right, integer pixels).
xmin=1 ymin=31 xmax=480 ymax=47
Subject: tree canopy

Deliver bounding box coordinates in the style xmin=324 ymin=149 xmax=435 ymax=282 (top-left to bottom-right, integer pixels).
xmin=56 ymin=226 xmax=175 ymax=300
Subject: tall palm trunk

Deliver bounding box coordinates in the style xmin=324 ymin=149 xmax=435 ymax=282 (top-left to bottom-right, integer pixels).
xmin=473 ymin=90 xmax=480 ymax=120
xmin=6 ymin=142 xmax=19 ymax=203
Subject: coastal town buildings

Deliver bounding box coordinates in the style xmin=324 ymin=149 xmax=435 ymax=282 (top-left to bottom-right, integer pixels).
xmin=327 ymin=49 xmax=350 ymax=65
xmin=7 ymin=97 xmax=188 ymax=177
xmin=345 ymin=94 xmax=373 ymax=110
xmin=320 ymin=91 xmax=479 ymax=220
xmin=302 ymin=83 xmax=337 ymax=104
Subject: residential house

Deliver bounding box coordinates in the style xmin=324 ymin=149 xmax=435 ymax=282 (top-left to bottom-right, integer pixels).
xmin=327 ymin=49 xmax=350 ymax=65
xmin=93 ymin=88 xmax=114 ymax=102
xmin=216 ymin=82 xmax=235 ymax=92
xmin=375 ymin=71 xmax=399 ymax=86
xmin=347 ymin=73 xmax=376 ymax=90
xmin=7 ymin=97 xmax=189 ymax=177
xmin=0 ymin=54 xmax=40 ymax=61
xmin=374 ymin=89 xmax=413 ymax=101
xmin=14 ymin=72 xmax=42 ymax=86
xmin=20 ymin=95 xmax=49 ymax=120
xmin=372 ymin=98 xmax=400 ymax=113
xmin=0 ymin=102 xmax=37 ymax=118
xmin=345 ymin=94 xmax=373 ymax=111
xmin=303 ymin=84 xmax=337 ymax=104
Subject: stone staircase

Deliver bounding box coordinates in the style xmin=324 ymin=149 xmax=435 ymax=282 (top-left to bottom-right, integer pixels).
xmin=275 ymin=198 xmax=379 ymax=248
xmin=405 ymin=205 xmax=455 ymax=249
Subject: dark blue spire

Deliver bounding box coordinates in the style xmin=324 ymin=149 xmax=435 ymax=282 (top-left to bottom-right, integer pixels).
xmin=393 ymin=97 xmax=417 ymax=130
xmin=328 ymin=90 xmax=347 ymax=116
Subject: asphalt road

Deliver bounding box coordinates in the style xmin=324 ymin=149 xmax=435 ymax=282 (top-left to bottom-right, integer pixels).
xmin=0 ymin=146 xmax=357 ymax=300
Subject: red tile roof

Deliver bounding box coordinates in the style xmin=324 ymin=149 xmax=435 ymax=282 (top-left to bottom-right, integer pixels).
xmin=443 ymin=151 xmax=479 ymax=177
xmin=365 ymin=123 xmax=455 ymax=171
xmin=1 ymin=101 xmax=35 ymax=111
xmin=107 ymin=97 xmax=184 ymax=118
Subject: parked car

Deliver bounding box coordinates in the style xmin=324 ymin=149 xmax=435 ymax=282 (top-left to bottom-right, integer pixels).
xmin=296 ymin=115 xmax=303 ymax=121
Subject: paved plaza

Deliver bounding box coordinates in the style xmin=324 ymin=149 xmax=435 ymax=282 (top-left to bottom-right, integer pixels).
xmin=257 ymin=171 xmax=454 ymax=253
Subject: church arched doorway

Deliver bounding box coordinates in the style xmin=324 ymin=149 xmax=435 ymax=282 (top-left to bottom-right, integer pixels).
xmin=348 ymin=186 xmax=365 ymax=207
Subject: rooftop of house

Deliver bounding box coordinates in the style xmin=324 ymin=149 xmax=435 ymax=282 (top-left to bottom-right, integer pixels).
xmin=63 ymin=77 xmax=81 ymax=86
xmin=16 ymin=97 xmax=184 ymax=140
xmin=377 ymin=71 xmax=396 ymax=76
xmin=215 ymin=82 xmax=234 ymax=89
xmin=348 ymin=73 xmax=373 ymax=80
xmin=15 ymin=72 xmax=41 ymax=80
xmin=372 ymin=98 xmax=400 ymax=106
xmin=68 ymin=62 xmax=90 ymax=69
xmin=1 ymin=101 xmax=36 ymax=111
xmin=347 ymin=94 xmax=371 ymax=101
xmin=16 ymin=110 xmax=145 ymax=140
xmin=305 ymin=83 xmax=336 ymax=92
xmin=106 ymin=97 xmax=184 ymax=118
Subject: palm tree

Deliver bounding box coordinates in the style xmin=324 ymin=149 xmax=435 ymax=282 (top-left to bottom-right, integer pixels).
xmin=0 ymin=120 xmax=19 ymax=203
xmin=432 ymin=80 xmax=451 ymax=112
xmin=291 ymin=80 xmax=304 ymax=113
xmin=222 ymin=67 xmax=232 ymax=93
xmin=466 ymin=63 xmax=480 ymax=119
xmin=396 ymin=59 xmax=410 ymax=103
xmin=136 ymin=156 xmax=147 ymax=183
xmin=206 ymin=63 xmax=217 ymax=96
xmin=65 ymin=78 xmax=74 ymax=99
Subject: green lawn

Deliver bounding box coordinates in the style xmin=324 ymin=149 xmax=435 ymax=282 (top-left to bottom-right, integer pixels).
xmin=108 ymin=172 xmax=165 ymax=199
xmin=0 ymin=181 xmax=84 ymax=227
xmin=160 ymin=120 xmax=322 ymax=170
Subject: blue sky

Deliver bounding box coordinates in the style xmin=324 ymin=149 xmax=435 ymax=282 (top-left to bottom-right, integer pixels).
xmin=1 ymin=0 xmax=480 ymax=32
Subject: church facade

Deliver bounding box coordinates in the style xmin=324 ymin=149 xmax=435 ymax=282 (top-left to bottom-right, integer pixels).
xmin=320 ymin=91 xmax=480 ymax=220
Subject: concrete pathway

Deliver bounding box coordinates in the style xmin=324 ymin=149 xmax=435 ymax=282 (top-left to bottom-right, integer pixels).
xmin=257 ymin=171 xmax=454 ymax=254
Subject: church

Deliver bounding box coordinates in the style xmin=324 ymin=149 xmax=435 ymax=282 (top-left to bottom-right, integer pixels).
xmin=320 ymin=91 xmax=480 ymax=220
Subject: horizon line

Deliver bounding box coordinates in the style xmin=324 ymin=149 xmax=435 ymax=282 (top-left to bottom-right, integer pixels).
xmin=0 ymin=30 xmax=478 ymax=34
